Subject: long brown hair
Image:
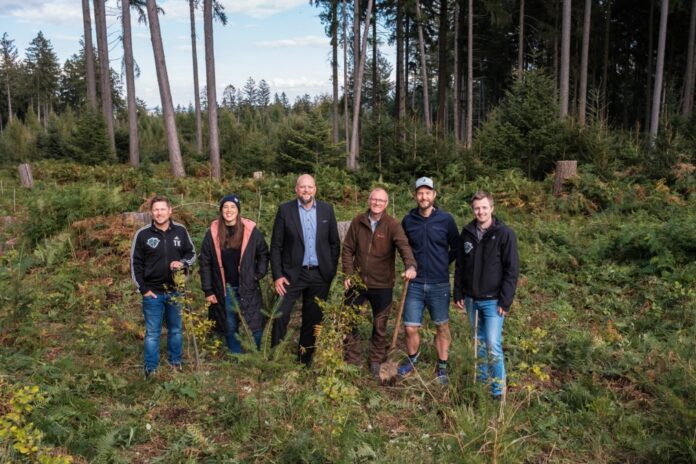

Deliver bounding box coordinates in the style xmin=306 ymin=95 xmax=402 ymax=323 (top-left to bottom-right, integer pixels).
xmin=217 ymin=212 xmax=244 ymax=249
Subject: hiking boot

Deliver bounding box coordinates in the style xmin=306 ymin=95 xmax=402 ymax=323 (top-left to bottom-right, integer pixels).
xmin=370 ymin=362 xmax=381 ymax=380
xmin=436 ymin=367 xmax=449 ymax=385
xmin=397 ymin=360 xmax=416 ymax=377
xmin=144 ymin=368 xmax=156 ymax=379
xmin=170 ymin=363 xmax=182 ymax=373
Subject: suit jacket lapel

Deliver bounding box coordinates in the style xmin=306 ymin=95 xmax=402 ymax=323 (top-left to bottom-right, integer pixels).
xmin=291 ymin=201 xmax=304 ymax=244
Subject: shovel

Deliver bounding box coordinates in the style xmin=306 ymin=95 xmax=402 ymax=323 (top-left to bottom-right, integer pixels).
xmin=378 ymin=278 xmax=410 ymax=384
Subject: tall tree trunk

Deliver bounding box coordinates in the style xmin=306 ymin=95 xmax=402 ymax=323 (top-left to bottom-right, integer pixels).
xmin=465 ymin=0 xmax=473 ymax=147
xmin=204 ymin=0 xmax=220 ymax=180
xmin=517 ymin=0 xmax=525 ymax=76
xmin=122 ymin=0 xmax=139 ymax=166
xmin=559 ymin=0 xmax=571 ymax=117
xmin=348 ymin=0 xmax=374 ymax=170
xmin=602 ymin=0 xmax=611 ymax=120
xmin=416 ymin=1 xmax=432 ymax=132
xmin=578 ymin=0 xmax=591 ymax=126
xmin=436 ymin=0 xmax=449 ymax=134
xmin=650 ymin=0 xmax=669 ymax=141
xmin=189 ymin=0 xmax=203 ymax=154
xmin=395 ymin=0 xmax=405 ymax=121
xmin=372 ymin=4 xmax=378 ymax=112
xmin=682 ymin=0 xmax=696 ymax=117
xmin=343 ymin=0 xmax=349 ymax=155
xmin=81 ymin=0 xmax=97 ymax=109
xmin=93 ymin=0 xmax=115 ymax=151
xmin=354 ymin=0 xmax=360 ymax=84
xmin=146 ymin=0 xmax=185 ymax=177
xmin=454 ymin=0 xmax=461 ymax=143
xmin=645 ymin=0 xmax=654 ymax=130
xmin=331 ymin=0 xmax=340 ymax=144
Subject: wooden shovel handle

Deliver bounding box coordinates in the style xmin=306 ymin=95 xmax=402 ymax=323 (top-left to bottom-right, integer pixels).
xmin=390 ymin=278 xmax=410 ymax=350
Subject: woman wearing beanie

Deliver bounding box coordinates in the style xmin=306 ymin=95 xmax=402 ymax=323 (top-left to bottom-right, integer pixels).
xmin=199 ymin=194 xmax=269 ymax=353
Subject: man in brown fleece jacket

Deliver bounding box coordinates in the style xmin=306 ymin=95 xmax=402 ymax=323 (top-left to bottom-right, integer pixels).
xmin=342 ymin=187 xmax=417 ymax=378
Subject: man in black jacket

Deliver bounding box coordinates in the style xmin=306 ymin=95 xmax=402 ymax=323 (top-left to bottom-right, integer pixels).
xmin=131 ymin=195 xmax=196 ymax=377
xmin=270 ymin=174 xmax=340 ymax=364
xmin=454 ymin=191 xmax=519 ymax=398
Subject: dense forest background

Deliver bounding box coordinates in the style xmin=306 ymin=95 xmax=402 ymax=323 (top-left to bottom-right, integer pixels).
xmin=1 ymin=0 xmax=695 ymax=462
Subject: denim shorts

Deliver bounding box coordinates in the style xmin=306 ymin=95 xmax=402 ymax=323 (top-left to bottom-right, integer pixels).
xmin=403 ymin=281 xmax=451 ymax=326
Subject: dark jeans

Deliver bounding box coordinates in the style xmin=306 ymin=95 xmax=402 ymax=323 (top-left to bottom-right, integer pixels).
xmin=271 ymin=268 xmax=331 ymax=365
xmin=343 ymin=287 xmax=394 ymax=365
xmin=225 ymin=284 xmax=263 ymax=353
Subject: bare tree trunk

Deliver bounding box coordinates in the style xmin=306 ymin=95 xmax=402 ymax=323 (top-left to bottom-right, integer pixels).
xmin=396 ymin=0 xmax=405 ymax=121
xmin=189 ymin=0 xmax=203 ymax=154
xmin=416 ymin=1 xmax=432 ymax=132
xmin=331 ymin=0 xmax=340 ymax=144
xmin=465 ymin=0 xmax=473 ymax=147
xmin=559 ymin=0 xmax=571 ymax=117
xmin=554 ymin=160 xmax=577 ymax=195
xmin=436 ymin=0 xmax=449 ymax=134
xmin=348 ymin=0 xmax=374 ymax=170
xmin=602 ymin=0 xmax=611 ymax=120
xmin=122 ymin=0 xmax=140 ymax=167
xmin=343 ymin=0 xmax=350 ymax=156
xmin=372 ymin=5 xmax=378 ymax=112
xmin=454 ymin=0 xmax=461 ymax=143
xmin=578 ymin=0 xmax=591 ymax=126
xmin=517 ymin=0 xmax=525 ymax=76
xmin=204 ymin=0 xmax=220 ymax=180
xmin=18 ymin=164 xmax=33 ymax=188
xmin=650 ymin=0 xmax=669 ymax=142
xmin=4 ymin=79 xmax=12 ymax=124
xmin=682 ymin=0 xmax=696 ymax=117
xmin=82 ymin=0 xmax=97 ymax=109
xmin=645 ymin=0 xmax=654 ymax=130
xmin=146 ymin=0 xmax=185 ymax=177
xmin=93 ymin=0 xmax=115 ymax=152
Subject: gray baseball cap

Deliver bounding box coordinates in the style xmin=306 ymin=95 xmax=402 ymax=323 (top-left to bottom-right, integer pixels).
xmin=415 ymin=177 xmax=434 ymax=190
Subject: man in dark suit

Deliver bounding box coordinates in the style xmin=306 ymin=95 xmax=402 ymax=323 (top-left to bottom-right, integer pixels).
xmin=270 ymin=174 xmax=340 ymax=364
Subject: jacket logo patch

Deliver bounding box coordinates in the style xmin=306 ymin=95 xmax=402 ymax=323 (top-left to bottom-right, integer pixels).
xmin=173 ymin=236 xmax=181 ymax=247
xmin=464 ymin=241 xmax=474 ymax=254
xmin=146 ymin=237 xmax=160 ymax=249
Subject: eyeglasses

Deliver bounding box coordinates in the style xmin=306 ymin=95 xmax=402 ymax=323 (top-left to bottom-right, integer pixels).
xmin=370 ymin=198 xmax=387 ymax=204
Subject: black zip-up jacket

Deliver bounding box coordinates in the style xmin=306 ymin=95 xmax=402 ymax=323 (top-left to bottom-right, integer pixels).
xmin=453 ymin=217 xmax=519 ymax=311
xmin=131 ymin=220 xmax=196 ymax=295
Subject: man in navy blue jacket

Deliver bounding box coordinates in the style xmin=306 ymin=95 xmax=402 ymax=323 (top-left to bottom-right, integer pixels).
xmin=399 ymin=177 xmax=459 ymax=384
xmin=454 ymin=191 xmax=519 ymax=398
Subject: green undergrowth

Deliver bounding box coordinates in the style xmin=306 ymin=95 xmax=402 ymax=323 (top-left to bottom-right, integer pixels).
xmin=1 ymin=161 xmax=695 ymax=462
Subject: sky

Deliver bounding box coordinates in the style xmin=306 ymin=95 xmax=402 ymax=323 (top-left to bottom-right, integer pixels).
xmin=0 ymin=0 xmax=344 ymax=110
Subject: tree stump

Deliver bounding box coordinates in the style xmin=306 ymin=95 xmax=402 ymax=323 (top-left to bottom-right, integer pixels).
xmin=337 ymin=220 xmax=351 ymax=243
xmin=553 ymin=160 xmax=577 ymax=196
xmin=122 ymin=212 xmax=152 ymax=227
xmin=253 ymin=171 xmax=264 ymax=180
xmin=18 ymin=163 xmax=34 ymax=188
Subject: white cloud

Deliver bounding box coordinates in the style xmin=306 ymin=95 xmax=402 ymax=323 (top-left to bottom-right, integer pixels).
xmin=269 ymin=76 xmax=329 ymax=90
xmin=2 ymin=0 xmax=81 ymax=27
xmin=154 ymin=0 xmax=307 ymax=20
xmin=255 ymin=36 xmax=327 ymax=48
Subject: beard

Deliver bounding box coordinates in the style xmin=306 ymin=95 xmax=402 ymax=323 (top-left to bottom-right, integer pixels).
xmin=298 ymin=194 xmax=314 ymax=206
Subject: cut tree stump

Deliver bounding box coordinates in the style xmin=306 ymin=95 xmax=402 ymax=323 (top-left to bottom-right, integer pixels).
xmin=253 ymin=171 xmax=264 ymax=180
xmin=122 ymin=212 xmax=152 ymax=227
xmin=553 ymin=160 xmax=577 ymax=196
xmin=18 ymin=163 xmax=34 ymax=188
xmin=337 ymin=220 xmax=351 ymax=242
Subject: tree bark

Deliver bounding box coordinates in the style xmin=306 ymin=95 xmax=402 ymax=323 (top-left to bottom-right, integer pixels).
xmin=454 ymin=0 xmax=461 ymax=143
xmin=396 ymin=0 xmax=406 ymax=122
xmin=189 ymin=0 xmax=203 ymax=154
xmin=559 ymin=0 xmax=571 ymax=118
xmin=343 ymin=0 xmax=349 ymax=156
xmin=93 ymin=0 xmax=115 ymax=152
xmin=602 ymin=0 xmax=611 ymax=121
xmin=465 ymin=0 xmax=473 ymax=148
xmin=436 ymin=0 xmax=448 ymax=134
xmin=372 ymin=4 xmax=378 ymax=112
xmin=578 ymin=0 xmax=591 ymax=126
xmin=645 ymin=0 xmax=654 ymax=130
xmin=331 ymin=0 xmax=340 ymax=145
xmin=348 ymin=0 xmax=374 ymax=170
xmin=81 ymin=0 xmax=97 ymax=109
xmin=553 ymin=160 xmax=577 ymax=195
xmin=18 ymin=164 xmax=33 ymax=189
xmin=649 ymin=0 xmax=669 ymax=142
xmin=416 ymin=1 xmax=432 ymax=132
xmin=204 ymin=0 xmax=221 ymax=180
xmin=517 ymin=0 xmax=525 ymax=76
xmin=682 ymin=0 xmax=696 ymax=117
xmin=146 ymin=0 xmax=185 ymax=177
xmin=122 ymin=0 xmax=140 ymax=167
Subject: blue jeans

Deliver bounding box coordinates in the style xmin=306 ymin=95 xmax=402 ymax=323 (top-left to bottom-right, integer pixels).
xmin=466 ymin=298 xmax=505 ymax=396
xmin=142 ymin=292 xmax=182 ymax=372
xmin=403 ymin=281 xmax=451 ymax=326
xmin=225 ymin=284 xmax=262 ymax=353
